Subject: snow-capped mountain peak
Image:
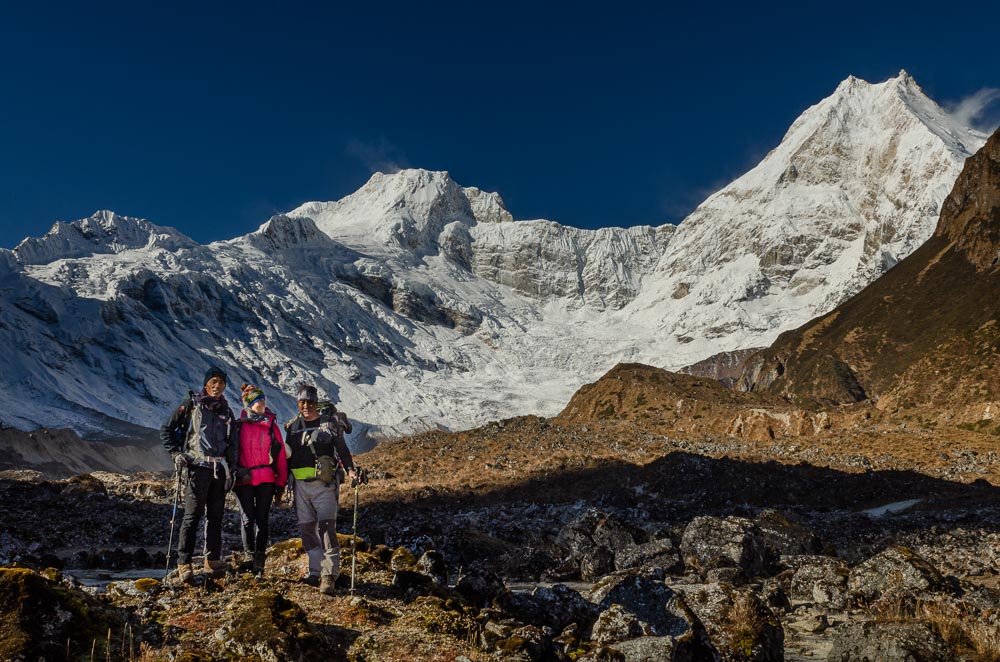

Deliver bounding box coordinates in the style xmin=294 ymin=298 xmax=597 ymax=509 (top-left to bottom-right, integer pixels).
xmin=13 ymin=210 xmax=196 ymax=265
xmin=626 ymin=71 xmax=986 ymax=352
xmin=0 ymin=72 xmax=988 ymax=444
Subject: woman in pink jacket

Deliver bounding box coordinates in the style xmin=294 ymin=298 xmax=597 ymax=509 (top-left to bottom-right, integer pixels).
xmin=235 ymin=383 xmax=288 ymax=576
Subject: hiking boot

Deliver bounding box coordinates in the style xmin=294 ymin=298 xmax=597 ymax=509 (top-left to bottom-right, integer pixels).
xmin=319 ymin=574 xmax=337 ymax=595
xmin=176 ymin=563 xmax=194 ymax=584
xmin=253 ymin=552 xmax=266 ymax=577
xmin=301 ymin=575 xmax=320 ymax=587
xmin=204 ymin=558 xmax=227 ymax=578
xmin=235 ymin=553 xmax=254 ymax=573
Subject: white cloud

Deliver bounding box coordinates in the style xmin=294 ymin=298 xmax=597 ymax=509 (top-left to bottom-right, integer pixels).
xmin=947 ymin=88 xmax=1000 ymax=132
xmin=346 ymin=137 xmax=409 ymax=174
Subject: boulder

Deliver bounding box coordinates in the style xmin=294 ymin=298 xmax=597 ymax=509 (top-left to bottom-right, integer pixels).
xmin=555 ymin=509 xmax=604 ymax=560
xmin=674 ymin=582 xmax=783 ymax=661
xmin=848 ymin=547 xmax=954 ymax=604
xmin=754 ymin=509 xmax=824 ymax=556
xmin=220 ymin=591 xmax=319 ymax=662
xmin=392 ymin=569 xmax=439 ymax=595
xmin=0 ymin=567 xmax=124 ymax=661
xmin=416 ymin=550 xmax=448 ymax=586
xmin=827 ymin=621 xmax=952 ymax=661
xmin=610 ymin=636 xmax=685 ymax=662
xmin=390 ymin=546 xmax=418 ymax=571
xmin=785 ymin=555 xmax=850 ymax=610
xmin=455 ymin=568 xmax=506 ymax=608
xmin=587 ymin=570 xmax=717 ymax=659
xmin=615 ymin=538 xmax=684 ymax=575
xmin=503 ymin=584 xmax=596 ymax=632
xmin=556 ymin=509 xmax=643 ymax=581
xmin=580 ymin=546 xmax=616 ymax=581
xmin=680 ymin=516 xmax=775 ymax=578
xmin=591 ymin=515 xmax=644 ymax=555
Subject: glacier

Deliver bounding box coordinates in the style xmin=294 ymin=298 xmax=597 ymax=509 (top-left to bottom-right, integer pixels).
xmin=0 ymin=71 xmax=986 ymax=449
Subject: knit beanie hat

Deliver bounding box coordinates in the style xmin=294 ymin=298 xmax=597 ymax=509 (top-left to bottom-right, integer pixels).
xmin=204 ymin=365 xmax=228 ymax=387
xmin=296 ymin=383 xmax=318 ymax=403
xmin=241 ymin=383 xmax=265 ymax=408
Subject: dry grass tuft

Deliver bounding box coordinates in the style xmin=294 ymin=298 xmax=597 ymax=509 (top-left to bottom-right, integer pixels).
xmin=719 ymin=593 xmax=767 ymax=658
xmin=967 ymin=609 xmax=1000 ymax=662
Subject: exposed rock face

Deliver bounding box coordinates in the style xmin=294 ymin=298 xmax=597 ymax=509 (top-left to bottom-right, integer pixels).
xmin=0 ymin=427 xmax=167 ymax=478
xmin=469 ymin=221 xmax=672 ymax=309
xmin=681 ymin=348 xmax=764 ymax=387
xmin=936 ymin=127 xmax=1000 ymax=270
xmin=737 ymin=126 xmax=1000 ymax=423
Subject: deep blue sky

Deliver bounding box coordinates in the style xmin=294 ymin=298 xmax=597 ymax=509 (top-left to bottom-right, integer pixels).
xmin=2 ymin=1 xmax=999 ymax=249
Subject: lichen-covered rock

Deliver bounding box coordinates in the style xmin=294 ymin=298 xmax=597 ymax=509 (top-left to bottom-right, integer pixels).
xmin=615 ymin=538 xmax=684 ymax=574
xmin=610 ymin=636 xmax=683 ymax=662
xmin=455 ymin=568 xmax=506 ymax=608
xmin=390 ymin=546 xmax=418 ymax=571
xmin=785 ymin=555 xmax=850 ymax=610
xmin=674 ymin=583 xmax=783 ymax=661
xmin=587 ymin=570 xmax=717 ymax=659
xmin=219 ymin=590 xmax=320 ymax=662
xmin=0 ymin=567 xmax=124 ymax=661
xmin=408 ymin=596 xmax=477 ymax=638
xmin=392 ymin=569 xmax=439 ymax=595
xmin=581 ymin=546 xmax=617 ymax=581
xmin=503 ymin=583 xmax=596 ymax=632
xmin=556 ymin=509 xmax=604 ymax=560
xmin=416 ymin=549 xmax=448 ymax=586
xmin=680 ymin=516 xmax=775 ymax=577
xmin=847 ymin=546 xmax=953 ymax=604
xmin=556 ymin=509 xmax=643 ymax=581
xmin=826 ymin=621 xmax=952 ymax=661
xmin=591 ymin=516 xmax=644 ymax=557
xmin=754 ymin=509 xmax=824 ymax=556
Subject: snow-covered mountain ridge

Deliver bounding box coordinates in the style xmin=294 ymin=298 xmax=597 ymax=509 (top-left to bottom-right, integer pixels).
xmin=0 ymin=72 xmax=986 ymax=446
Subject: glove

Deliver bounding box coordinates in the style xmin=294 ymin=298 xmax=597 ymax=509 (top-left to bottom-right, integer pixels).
xmin=224 ymin=470 xmax=236 ymax=492
xmin=172 ymin=453 xmax=189 ymax=471
xmin=273 ymin=486 xmax=285 ymax=505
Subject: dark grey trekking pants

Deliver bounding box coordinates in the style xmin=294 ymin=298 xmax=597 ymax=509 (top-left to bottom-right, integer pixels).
xmin=177 ymin=465 xmax=227 ymax=564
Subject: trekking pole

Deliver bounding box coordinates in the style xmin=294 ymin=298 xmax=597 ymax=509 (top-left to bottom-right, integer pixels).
xmin=349 ymin=467 xmax=369 ymax=595
xmin=166 ymin=468 xmax=182 ymax=572
xmin=350 ymin=482 xmax=359 ymax=594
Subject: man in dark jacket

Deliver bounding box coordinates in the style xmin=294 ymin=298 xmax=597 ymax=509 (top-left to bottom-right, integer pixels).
xmin=284 ymin=383 xmax=355 ymax=595
xmin=161 ymin=365 xmax=237 ymax=583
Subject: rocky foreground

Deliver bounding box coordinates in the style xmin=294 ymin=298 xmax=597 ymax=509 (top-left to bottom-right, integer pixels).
xmin=2 ymin=414 xmax=1000 ymax=661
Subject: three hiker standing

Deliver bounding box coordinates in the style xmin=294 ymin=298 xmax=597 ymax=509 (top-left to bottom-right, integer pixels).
xmin=284 ymin=383 xmax=355 ymax=594
xmin=161 ymin=366 xmax=237 ymax=583
xmin=234 ymin=383 xmax=288 ymax=576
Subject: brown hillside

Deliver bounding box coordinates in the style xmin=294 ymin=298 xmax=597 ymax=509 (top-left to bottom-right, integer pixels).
xmin=738 ymin=127 xmax=1000 ymax=424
